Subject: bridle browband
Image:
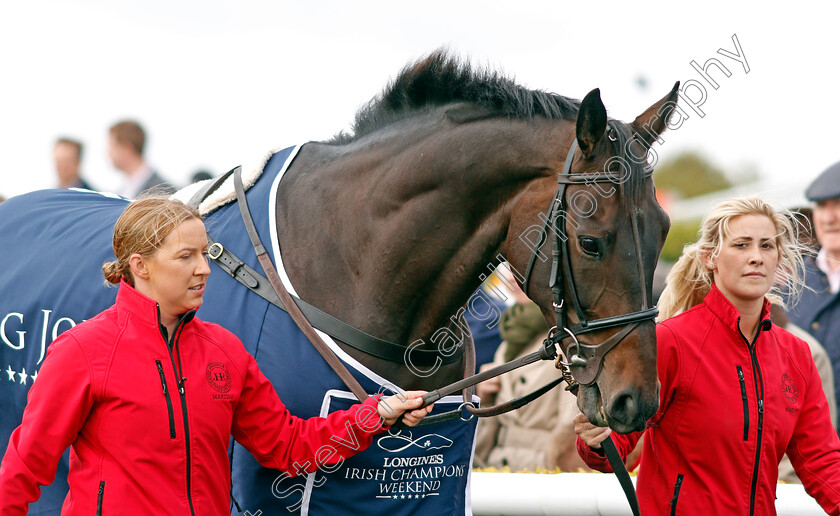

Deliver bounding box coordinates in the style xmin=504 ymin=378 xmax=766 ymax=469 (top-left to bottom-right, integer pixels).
xmin=521 ymin=129 xmax=659 ymax=388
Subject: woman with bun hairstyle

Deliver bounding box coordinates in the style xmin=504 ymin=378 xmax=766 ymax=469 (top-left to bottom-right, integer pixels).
xmin=0 ymin=197 xmax=431 ymax=515
xmin=575 ymin=196 xmax=840 ymax=515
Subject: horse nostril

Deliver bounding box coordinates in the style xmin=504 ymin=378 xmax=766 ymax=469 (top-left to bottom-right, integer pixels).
xmin=608 ymin=389 xmax=639 ymax=426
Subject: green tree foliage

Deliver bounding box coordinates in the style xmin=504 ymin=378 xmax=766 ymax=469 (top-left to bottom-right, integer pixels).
xmin=654 ymin=152 xmax=739 ymax=264
xmin=660 ymin=218 xmax=702 ymax=263
xmin=654 ymin=152 xmax=732 ymax=199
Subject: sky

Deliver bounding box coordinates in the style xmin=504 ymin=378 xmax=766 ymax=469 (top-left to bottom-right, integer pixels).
xmin=1 ymin=1 xmax=839 ymax=206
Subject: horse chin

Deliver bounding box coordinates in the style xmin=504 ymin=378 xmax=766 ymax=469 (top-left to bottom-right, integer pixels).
xmin=605 ymin=413 xmax=646 ymax=435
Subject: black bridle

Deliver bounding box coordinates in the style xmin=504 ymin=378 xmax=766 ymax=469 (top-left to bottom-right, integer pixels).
xmin=522 ymin=131 xmax=659 ymax=388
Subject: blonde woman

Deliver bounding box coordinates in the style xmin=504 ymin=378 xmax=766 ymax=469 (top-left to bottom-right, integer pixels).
xmin=575 ymin=196 xmax=840 ymax=515
xmin=0 ymin=198 xmax=431 ymax=515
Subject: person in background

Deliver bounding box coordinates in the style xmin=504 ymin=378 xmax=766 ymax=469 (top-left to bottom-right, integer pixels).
xmin=789 ymin=207 xmax=819 ymax=250
xmin=190 ymin=169 xmax=213 ymax=183
xmin=0 ymin=197 xmax=431 ymax=514
xmin=465 ymin=270 xmax=508 ymax=374
xmin=575 ymin=196 xmax=840 ymax=515
xmin=786 ymin=164 xmax=840 ymax=434
xmin=473 ymin=273 xmax=594 ymax=473
xmin=108 ymin=120 xmax=174 ymax=198
xmin=771 ymin=304 xmax=837 ymax=483
xmin=53 ymin=138 xmax=92 ymax=190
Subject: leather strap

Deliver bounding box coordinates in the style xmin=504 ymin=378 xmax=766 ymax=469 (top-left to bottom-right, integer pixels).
xmin=187 ymin=167 xmax=237 ymax=209
xmin=602 ymin=436 xmax=641 ymax=516
xmin=395 ymin=363 xmax=563 ymax=429
xmin=419 ymin=339 xmax=557 ymax=406
xmin=466 ymin=376 xmax=565 ymax=417
xmin=566 ymin=322 xmax=640 ymax=386
xmin=394 ymin=337 xmax=558 ymax=429
xmin=232 ymin=168 xmax=369 ymax=402
xmin=203 ymin=237 xmax=460 ymax=367
xmin=461 ymin=324 xmax=476 ymax=402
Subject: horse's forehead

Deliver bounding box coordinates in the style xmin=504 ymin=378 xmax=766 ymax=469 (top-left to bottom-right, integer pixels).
xmin=566 ymin=182 xmax=627 ymax=223
xmin=570 ymin=181 xmax=664 ymax=238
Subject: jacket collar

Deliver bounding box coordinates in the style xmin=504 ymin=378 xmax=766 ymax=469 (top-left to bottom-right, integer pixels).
xmin=702 ymin=283 xmax=772 ymax=336
xmin=116 ymin=280 xmax=196 ymax=330
xmin=804 ymin=255 xmax=832 ymax=290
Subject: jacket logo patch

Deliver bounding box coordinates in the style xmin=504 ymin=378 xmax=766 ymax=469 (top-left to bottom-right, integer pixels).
xmin=206 ymin=362 xmax=231 ymax=393
xmin=781 ymin=373 xmax=799 ymax=404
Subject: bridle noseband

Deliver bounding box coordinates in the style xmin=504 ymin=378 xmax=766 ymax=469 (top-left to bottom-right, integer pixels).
xmin=522 ymin=131 xmax=659 ymax=389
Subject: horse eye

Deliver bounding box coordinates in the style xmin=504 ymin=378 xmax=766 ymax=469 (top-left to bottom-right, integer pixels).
xmin=579 ymin=236 xmax=601 ymax=257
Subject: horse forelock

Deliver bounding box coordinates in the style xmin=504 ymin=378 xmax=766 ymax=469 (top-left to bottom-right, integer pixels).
xmin=328 ymin=50 xmax=581 ymax=144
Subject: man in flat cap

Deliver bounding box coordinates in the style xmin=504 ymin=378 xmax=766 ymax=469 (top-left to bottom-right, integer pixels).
xmin=787 ymin=161 xmax=840 ymax=435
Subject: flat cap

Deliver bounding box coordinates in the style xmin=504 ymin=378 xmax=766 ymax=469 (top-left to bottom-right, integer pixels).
xmin=806 ymin=161 xmax=840 ymax=202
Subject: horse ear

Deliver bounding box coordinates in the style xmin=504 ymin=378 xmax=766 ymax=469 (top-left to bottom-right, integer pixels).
xmin=576 ymin=88 xmax=608 ymax=158
xmin=631 ymin=81 xmax=681 ymax=148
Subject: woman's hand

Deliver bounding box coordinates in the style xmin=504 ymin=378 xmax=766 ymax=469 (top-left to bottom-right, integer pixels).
xmin=377 ymin=391 xmax=434 ymax=427
xmin=574 ymin=413 xmax=611 ymax=449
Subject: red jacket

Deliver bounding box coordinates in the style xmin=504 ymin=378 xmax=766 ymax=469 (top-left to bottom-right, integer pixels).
xmin=0 ymin=282 xmax=386 ymax=515
xmin=577 ymin=285 xmax=840 ymax=516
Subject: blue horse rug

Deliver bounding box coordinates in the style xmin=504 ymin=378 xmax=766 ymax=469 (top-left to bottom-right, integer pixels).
xmin=0 ymin=145 xmax=478 ymax=515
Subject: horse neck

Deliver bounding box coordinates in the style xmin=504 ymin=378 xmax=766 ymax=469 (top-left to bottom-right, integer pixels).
xmin=277 ymin=114 xmax=572 ymax=347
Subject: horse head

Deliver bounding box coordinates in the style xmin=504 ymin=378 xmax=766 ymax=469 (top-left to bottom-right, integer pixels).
xmin=505 ymin=84 xmax=679 ymax=433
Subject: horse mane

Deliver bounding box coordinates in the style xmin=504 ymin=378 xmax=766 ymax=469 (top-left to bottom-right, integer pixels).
xmin=325 ymin=50 xmax=648 ymax=204
xmin=328 ymin=50 xmax=581 ymax=144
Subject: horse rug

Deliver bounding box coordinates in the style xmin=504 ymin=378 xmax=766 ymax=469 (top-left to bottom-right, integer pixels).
xmin=0 ymin=145 xmax=478 ymax=516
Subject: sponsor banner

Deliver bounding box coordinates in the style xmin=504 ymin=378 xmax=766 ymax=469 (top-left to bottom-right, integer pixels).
xmin=303 ymin=391 xmax=476 ymax=516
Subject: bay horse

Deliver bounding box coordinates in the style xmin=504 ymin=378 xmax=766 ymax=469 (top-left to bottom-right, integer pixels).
xmin=0 ymin=51 xmax=677 ymax=514
xmin=275 ymin=52 xmax=676 ymax=428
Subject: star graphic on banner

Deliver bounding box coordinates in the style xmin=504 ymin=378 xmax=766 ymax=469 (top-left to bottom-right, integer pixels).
xmin=424 ymin=440 xmax=430 ymax=447
xmin=400 ymin=494 xmax=405 ymax=499
xmin=392 ymin=495 xmax=398 ymax=500
xmin=19 ymin=368 xmax=28 ymax=385
xmin=5 ymin=365 xmax=15 ymax=381
xmin=31 ymin=370 xmax=38 ymax=383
